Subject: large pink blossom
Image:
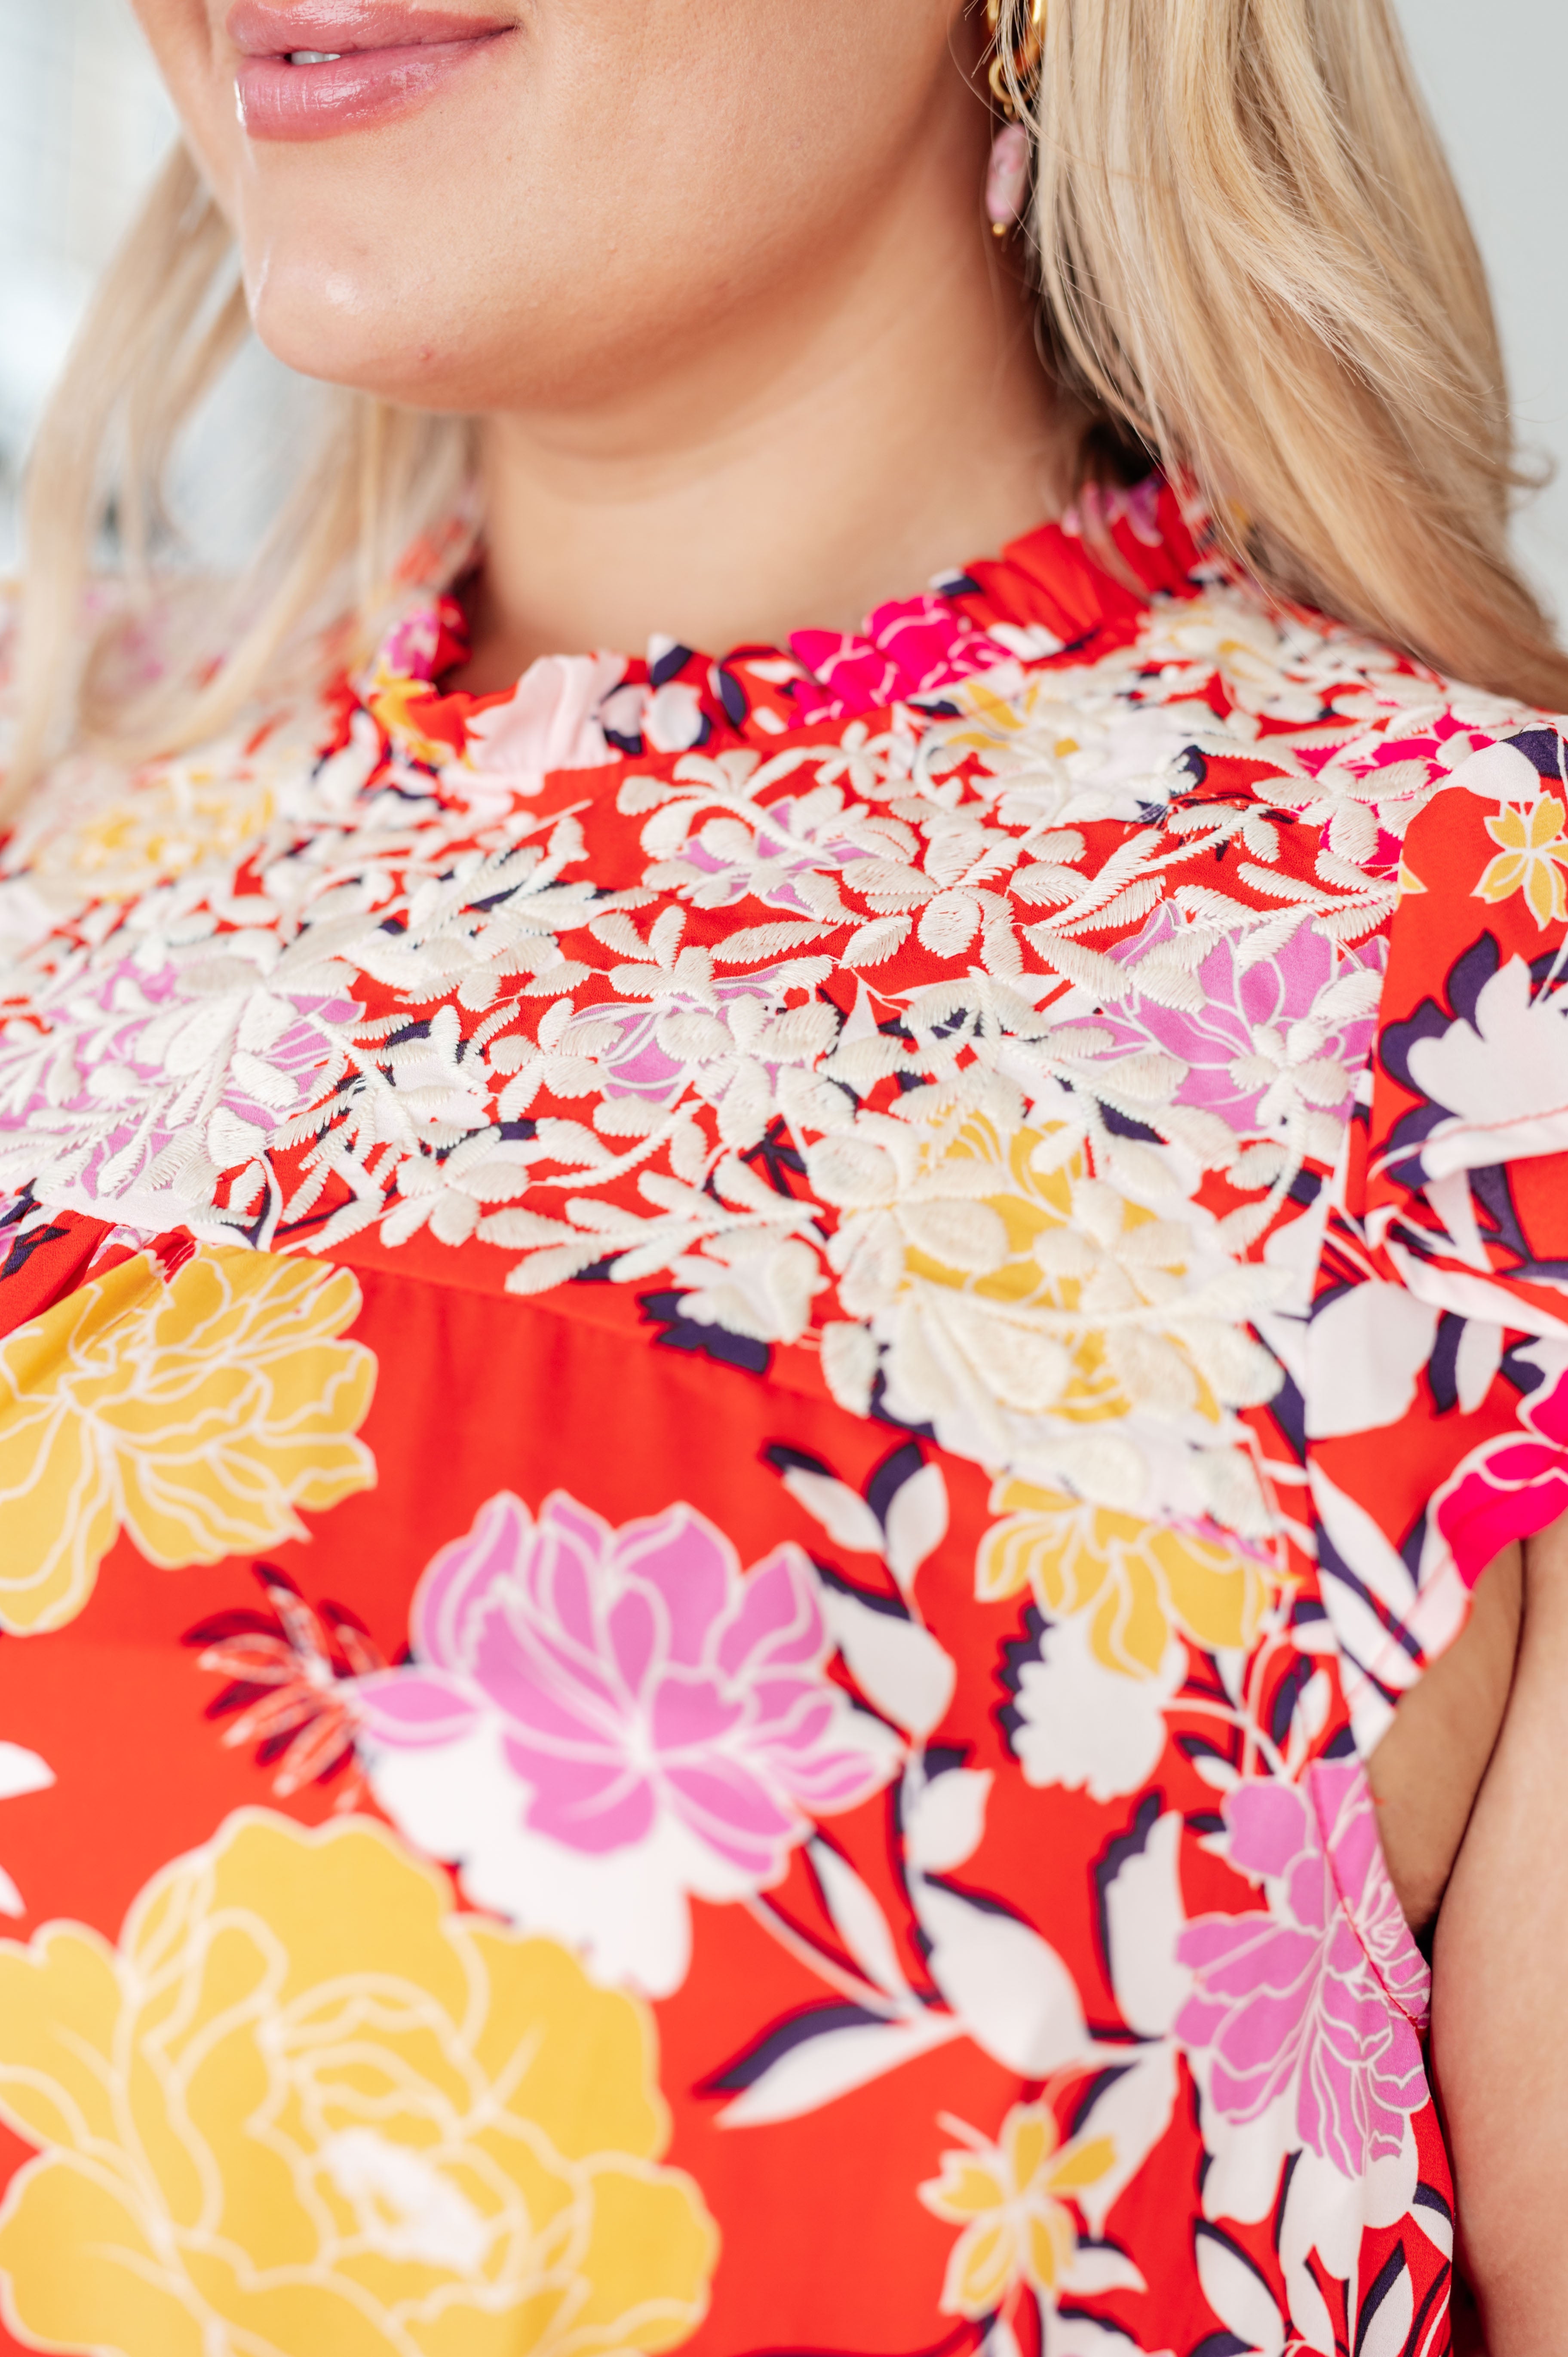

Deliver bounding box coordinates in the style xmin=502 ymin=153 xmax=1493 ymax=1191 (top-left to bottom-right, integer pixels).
xmin=1175 ymin=1761 xmax=1430 ymax=2180
xmin=1062 ymin=904 xmax=1382 ymax=1138
xmin=356 ymin=1489 xmax=896 ymax=1879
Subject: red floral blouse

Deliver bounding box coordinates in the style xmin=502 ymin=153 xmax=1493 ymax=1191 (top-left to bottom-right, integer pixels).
xmin=0 ymin=479 xmax=1562 ymax=2357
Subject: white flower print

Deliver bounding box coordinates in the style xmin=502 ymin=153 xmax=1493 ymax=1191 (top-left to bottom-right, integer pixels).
xmin=1003 ymin=1612 xmax=1185 ymax=1802
xmin=0 ymin=1741 xmax=54 ymax=1916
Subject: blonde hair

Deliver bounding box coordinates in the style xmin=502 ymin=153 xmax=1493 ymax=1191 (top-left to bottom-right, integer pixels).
xmin=9 ymin=0 xmax=1568 ymax=814
xmin=9 ymin=148 xmax=469 ymax=806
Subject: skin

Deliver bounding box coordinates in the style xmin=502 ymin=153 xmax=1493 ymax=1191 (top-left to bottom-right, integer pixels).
xmin=1432 ymin=1522 xmax=1568 ymax=2345
xmin=134 ymin=0 xmax=1071 ymax=684
xmin=1368 ymin=1544 xmax=1522 ymax=1934
xmin=126 ymin=1 xmax=1562 ymax=2336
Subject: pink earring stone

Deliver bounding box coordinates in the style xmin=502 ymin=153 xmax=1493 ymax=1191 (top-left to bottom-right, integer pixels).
xmin=985 ymin=123 xmax=1031 ymax=233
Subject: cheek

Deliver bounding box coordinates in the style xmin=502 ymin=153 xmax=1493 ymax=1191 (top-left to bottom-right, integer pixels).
xmin=129 ymin=1 xmax=246 ymax=208
xmin=219 ymin=33 xmax=791 ymax=401
xmin=157 ymin=0 xmax=957 ymax=411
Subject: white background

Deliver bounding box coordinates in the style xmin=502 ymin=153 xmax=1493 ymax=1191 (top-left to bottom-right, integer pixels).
xmin=1408 ymin=0 xmax=1568 ymax=630
xmin=0 ymin=0 xmax=1564 ymax=620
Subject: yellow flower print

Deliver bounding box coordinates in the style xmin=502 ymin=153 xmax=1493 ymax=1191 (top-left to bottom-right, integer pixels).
xmin=0 ymin=1246 xmax=375 ymax=1635
xmin=34 ymin=767 xmax=276 ymax=904
xmin=976 ymin=1479 xmax=1273 ymax=1677
xmin=900 ymin=1119 xmax=1209 ymax=1424
xmin=1476 ymin=797 xmax=1568 ymax=927
xmin=366 ymin=669 xmax=457 ymax=772
xmin=825 ymin=1103 xmax=1279 ymax=1452
xmin=0 ymin=1811 xmax=716 ymax=2357
xmin=919 ymin=2101 xmax=1115 ymax=2318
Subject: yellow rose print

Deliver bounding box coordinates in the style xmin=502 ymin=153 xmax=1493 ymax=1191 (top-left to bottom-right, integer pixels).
xmin=0 ymin=1246 xmax=376 ymax=1635
xmin=0 ymin=1811 xmax=717 ymax=2357
xmin=919 ymin=2101 xmax=1115 ymax=2318
xmin=977 ymin=1479 xmax=1274 ymax=1677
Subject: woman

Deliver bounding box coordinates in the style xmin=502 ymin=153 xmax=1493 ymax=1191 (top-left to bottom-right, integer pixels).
xmin=0 ymin=0 xmax=1562 ymax=2348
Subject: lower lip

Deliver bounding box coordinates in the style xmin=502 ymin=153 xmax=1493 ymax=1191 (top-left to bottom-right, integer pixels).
xmin=235 ymin=35 xmax=506 ymax=141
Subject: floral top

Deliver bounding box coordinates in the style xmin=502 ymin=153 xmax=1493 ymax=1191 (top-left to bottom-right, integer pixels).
xmin=0 ymin=478 xmax=1563 ymax=2357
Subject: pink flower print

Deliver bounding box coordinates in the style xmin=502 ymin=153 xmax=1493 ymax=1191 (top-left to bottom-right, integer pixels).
xmin=355 ymin=1490 xmax=901 ymax=1993
xmin=1064 ymin=905 xmax=1382 ymax=1151
xmin=555 ymin=973 xmax=777 ymax=1113
xmin=0 ymin=955 xmax=359 ymax=1226
xmin=1175 ymin=1762 xmax=1430 ymax=2182
xmin=1430 ymin=1344 xmax=1568 ymax=1586
xmin=458 ymin=652 xmax=629 ymax=792
xmin=660 ymin=781 xmax=881 ymax=922
xmin=560 ymin=1001 xmax=694 ymax=1108
xmin=790 ymin=595 xmax=1010 ymax=724
xmin=370 ymin=599 xmax=448 ymax=685
xmin=1062 ymin=475 xmax=1167 ymax=550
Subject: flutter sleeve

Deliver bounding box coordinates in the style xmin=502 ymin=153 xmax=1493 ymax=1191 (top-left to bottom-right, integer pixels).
xmin=1304 ymin=721 xmax=1568 ymax=1749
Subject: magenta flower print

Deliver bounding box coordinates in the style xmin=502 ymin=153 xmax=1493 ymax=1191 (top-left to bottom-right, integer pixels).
xmin=355 ymin=1489 xmax=901 ymax=1995
xmin=1429 ymin=1342 xmax=1568 ymax=1586
xmin=1175 ymin=1761 xmax=1430 ymax=2184
xmin=790 ymin=593 xmax=1011 ymax=724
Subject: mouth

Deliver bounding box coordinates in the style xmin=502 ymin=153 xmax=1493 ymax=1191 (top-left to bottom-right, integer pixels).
xmin=227 ymin=4 xmax=515 ymax=141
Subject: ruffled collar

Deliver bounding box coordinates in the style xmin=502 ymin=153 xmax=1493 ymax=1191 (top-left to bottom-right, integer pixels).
xmin=356 ymin=475 xmax=1208 ymax=786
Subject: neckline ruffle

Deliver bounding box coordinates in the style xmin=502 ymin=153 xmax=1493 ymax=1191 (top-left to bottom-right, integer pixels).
xmin=357 ymin=475 xmax=1209 ymax=781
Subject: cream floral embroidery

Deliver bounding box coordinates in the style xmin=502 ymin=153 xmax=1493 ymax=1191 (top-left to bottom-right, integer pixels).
xmin=0 ymin=577 xmax=1463 ymax=1554
xmin=0 ymin=1246 xmax=375 ymax=1633
xmin=31 ymin=767 xmax=279 ymax=904
xmin=0 ymin=1811 xmax=717 ymax=2357
xmin=818 ymin=1100 xmax=1281 ymax=1519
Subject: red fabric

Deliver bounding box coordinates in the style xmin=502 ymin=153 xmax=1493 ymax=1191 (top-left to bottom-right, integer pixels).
xmin=3 ymin=485 xmax=1547 ymax=2354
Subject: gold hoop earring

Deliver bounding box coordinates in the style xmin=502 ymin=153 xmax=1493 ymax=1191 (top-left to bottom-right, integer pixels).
xmin=985 ymin=0 xmax=1046 ymax=121
xmin=983 ymin=0 xmax=1044 ymax=237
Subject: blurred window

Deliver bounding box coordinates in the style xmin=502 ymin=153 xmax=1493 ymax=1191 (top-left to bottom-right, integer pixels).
xmin=0 ymin=0 xmax=308 ymax=571
xmin=0 ymin=0 xmax=173 ymax=551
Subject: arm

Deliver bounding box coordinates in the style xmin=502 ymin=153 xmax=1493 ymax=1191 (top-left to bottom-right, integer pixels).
xmin=1369 ymin=1544 xmax=1522 ymax=1935
xmin=1428 ymin=1515 xmax=1568 ymax=2350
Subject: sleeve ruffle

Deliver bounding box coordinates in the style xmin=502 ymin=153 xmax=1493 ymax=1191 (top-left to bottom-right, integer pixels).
xmin=1303 ymin=724 xmax=1568 ymax=1747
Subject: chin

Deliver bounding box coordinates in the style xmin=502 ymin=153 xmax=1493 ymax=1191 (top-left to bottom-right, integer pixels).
xmin=251 ymin=303 xmax=438 ymax=404
xmin=241 ymin=216 xmax=721 ymax=416
xmin=241 ymin=236 xmax=474 ymax=407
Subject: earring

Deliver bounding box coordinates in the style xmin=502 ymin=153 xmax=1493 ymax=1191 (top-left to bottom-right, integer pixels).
xmin=985 ymin=124 xmax=1031 ymax=237
xmin=984 ymin=0 xmax=1045 ymax=238
xmin=986 ymin=0 xmax=1046 ymax=113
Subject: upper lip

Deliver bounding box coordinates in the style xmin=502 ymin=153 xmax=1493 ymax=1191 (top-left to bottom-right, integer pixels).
xmin=225 ymin=1 xmax=513 ymax=56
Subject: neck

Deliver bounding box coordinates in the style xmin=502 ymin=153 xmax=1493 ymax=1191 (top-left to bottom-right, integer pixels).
xmin=457 ymin=95 xmax=1073 ymax=691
